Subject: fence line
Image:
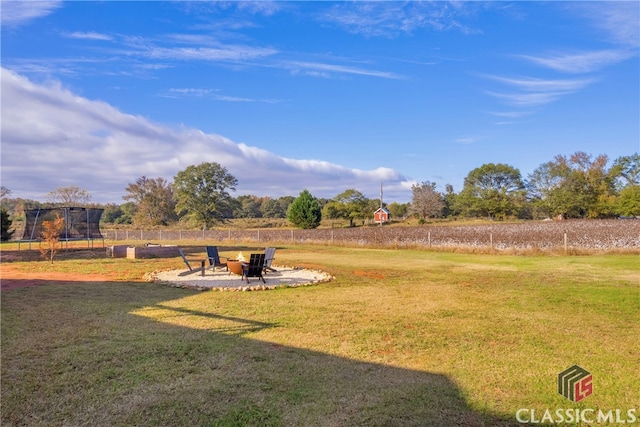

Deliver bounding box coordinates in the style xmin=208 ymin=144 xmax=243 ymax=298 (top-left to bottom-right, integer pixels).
xmin=100 ymin=220 xmax=640 ymax=251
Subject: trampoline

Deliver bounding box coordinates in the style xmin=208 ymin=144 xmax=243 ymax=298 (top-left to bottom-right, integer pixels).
xmin=19 ymin=207 xmax=104 ymax=249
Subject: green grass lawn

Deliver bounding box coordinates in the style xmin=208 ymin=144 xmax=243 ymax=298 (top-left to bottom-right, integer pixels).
xmin=1 ymin=245 xmax=638 ymax=426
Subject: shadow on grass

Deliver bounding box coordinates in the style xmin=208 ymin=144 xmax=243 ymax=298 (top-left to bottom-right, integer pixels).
xmin=1 ymin=279 xmax=534 ymax=427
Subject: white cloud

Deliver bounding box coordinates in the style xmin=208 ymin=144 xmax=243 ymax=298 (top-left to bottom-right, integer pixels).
xmin=0 ymin=68 xmax=410 ymax=203
xmin=0 ymin=0 xmax=63 ymax=27
xmin=575 ymin=1 xmax=640 ymax=48
xmin=319 ymin=2 xmax=481 ymax=38
xmin=285 ymin=61 xmax=403 ymax=80
xmin=518 ymin=49 xmax=635 ymax=74
xmin=64 ymin=31 xmax=113 ymax=41
xmin=146 ymin=45 xmax=278 ymax=62
xmin=160 ymin=88 xmax=282 ymax=104
xmin=484 ymin=76 xmax=595 ymax=92
xmin=487 ymin=111 xmax=532 ymax=119
xmin=483 ymin=75 xmax=596 ymax=107
xmin=485 ymin=90 xmax=569 ymax=107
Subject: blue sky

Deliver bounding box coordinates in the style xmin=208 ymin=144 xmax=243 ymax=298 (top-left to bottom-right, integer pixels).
xmin=1 ymin=1 xmax=638 ymax=204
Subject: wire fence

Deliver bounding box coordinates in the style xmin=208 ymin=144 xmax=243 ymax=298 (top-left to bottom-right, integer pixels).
xmin=100 ymin=219 xmax=640 ymax=251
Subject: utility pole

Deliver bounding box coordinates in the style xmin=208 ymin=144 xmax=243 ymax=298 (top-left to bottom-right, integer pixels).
xmin=379 ymin=181 xmax=383 ymax=226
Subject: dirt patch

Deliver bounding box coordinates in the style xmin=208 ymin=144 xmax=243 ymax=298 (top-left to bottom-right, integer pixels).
xmin=0 ymin=264 xmax=116 ymax=291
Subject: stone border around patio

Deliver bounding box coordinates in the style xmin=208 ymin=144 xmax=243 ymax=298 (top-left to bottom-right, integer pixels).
xmin=144 ymin=265 xmax=334 ymax=292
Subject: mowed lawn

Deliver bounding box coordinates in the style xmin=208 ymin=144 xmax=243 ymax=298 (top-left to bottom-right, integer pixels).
xmin=1 ymin=245 xmax=638 ymax=426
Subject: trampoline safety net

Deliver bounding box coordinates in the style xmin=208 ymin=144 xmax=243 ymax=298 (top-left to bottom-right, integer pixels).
xmin=22 ymin=207 xmax=104 ymax=241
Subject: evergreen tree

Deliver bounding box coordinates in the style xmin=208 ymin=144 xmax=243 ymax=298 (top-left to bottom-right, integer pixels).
xmin=1 ymin=207 xmax=14 ymax=241
xmin=287 ymin=189 xmax=322 ymax=229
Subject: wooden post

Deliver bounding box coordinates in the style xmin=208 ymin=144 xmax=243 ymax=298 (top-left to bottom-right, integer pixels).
xmin=564 ymin=233 xmax=568 ymax=253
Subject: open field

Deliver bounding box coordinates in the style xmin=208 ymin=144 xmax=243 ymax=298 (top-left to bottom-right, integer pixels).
xmin=1 ymin=244 xmax=639 ymax=426
xmin=95 ymin=220 xmax=640 ymax=253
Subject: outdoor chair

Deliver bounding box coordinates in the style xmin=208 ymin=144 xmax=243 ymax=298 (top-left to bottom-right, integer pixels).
xmin=241 ymin=253 xmax=266 ymax=283
xmin=263 ymin=247 xmax=277 ymax=273
xmin=206 ymin=246 xmax=228 ymax=271
xmin=178 ymin=248 xmax=206 ymax=276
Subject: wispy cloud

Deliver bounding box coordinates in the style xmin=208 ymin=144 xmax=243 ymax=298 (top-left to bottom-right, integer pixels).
xmin=485 ymin=91 xmax=569 ymax=107
xmin=0 ymin=68 xmax=410 ymax=202
xmin=160 ymin=88 xmax=282 ymax=104
xmin=486 ymin=110 xmax=534 ymax=125
xmin=517 ymin=49 xmax=636 ymax=74
xmin=455 ymin=137 xmax=480 ymax=145
xmin=146 ymin=45 xmax=278 ymax=62
xmin=0 ymin=0 xmax=63 ymax=27
xmin=483 ymin=75 xmax=596 ymax=107
xmin=575 ymin=1 xmax=640 ymax=48
xmin=484 ymin=76 xmax=596 ymax=92
xmin=319 ymin=2 xmax=482 ymax=38
xmin=64 ymin=31 xmax=113 ymax=41
xmin=487 ymin=111 xmax=532 ymax=119
xmin=285 ymin=61 xmax=403 ymax=80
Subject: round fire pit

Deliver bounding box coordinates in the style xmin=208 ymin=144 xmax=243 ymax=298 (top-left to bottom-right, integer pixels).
xmin=227 ymin=260 xmax=245 ymax=276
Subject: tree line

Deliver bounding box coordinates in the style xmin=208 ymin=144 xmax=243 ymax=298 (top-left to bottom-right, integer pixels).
xmin=1 ymin=152 xmax=638 ymax=237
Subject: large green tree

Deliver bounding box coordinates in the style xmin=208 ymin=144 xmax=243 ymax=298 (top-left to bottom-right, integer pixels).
xmin=456 ymin=163 xmax=525 ymax=220
xmin=173 ymin=162 xmax=238 ymax=228
xmin=528 ymin=152 xmax=617 ymax=218
xmin=288 ymin=189 xmax=322 ymax=229
xmin=124 ymin=176 xmax=177 ymax=226
xmin=323 ymin=189 xmax=369 ymax=227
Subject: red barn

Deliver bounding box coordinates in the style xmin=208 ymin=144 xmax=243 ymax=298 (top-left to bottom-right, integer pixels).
xmin=373 ymin=207 xmax=390 ymax=224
